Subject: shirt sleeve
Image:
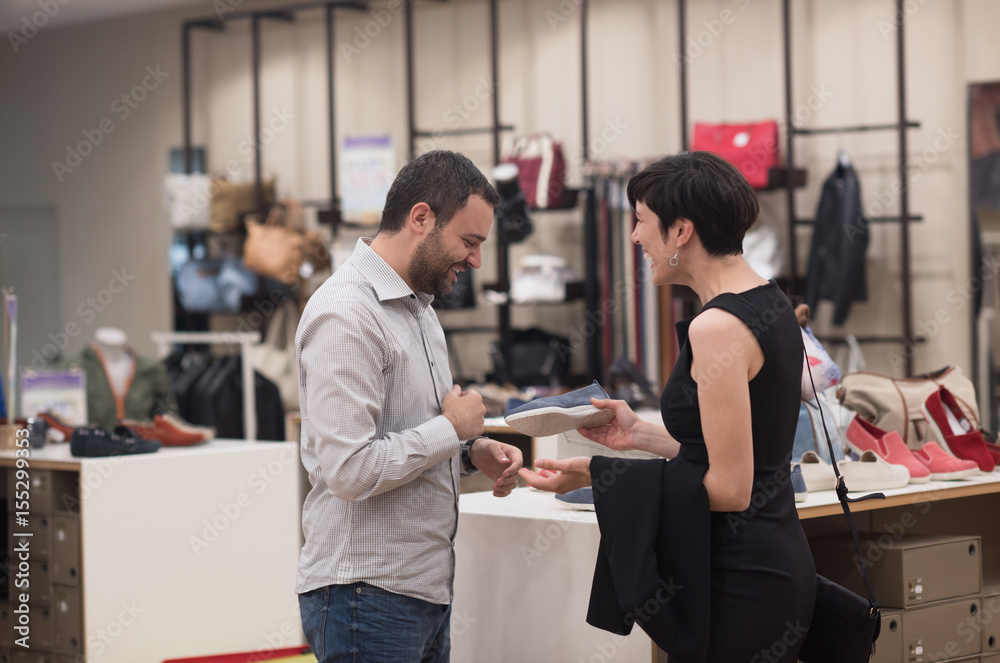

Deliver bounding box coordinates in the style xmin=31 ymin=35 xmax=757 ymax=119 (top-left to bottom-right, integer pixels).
xmin=298 ymin=302 xmax=460 ymax=502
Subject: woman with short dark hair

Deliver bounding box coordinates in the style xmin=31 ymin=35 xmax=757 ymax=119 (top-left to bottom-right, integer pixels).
xmin=521 ymin=151 xmax=816 ymax=662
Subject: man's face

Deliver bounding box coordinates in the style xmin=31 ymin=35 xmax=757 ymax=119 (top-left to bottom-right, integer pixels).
xmin=408 ymin=195 xmax=493 ymax=296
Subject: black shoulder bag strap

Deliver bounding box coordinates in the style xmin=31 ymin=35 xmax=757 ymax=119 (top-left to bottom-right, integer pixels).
xmin=803 ymin=346 xmax=885 ymax=616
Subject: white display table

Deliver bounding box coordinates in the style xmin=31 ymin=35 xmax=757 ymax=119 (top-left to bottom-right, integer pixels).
xmin=0 ymin=440 xmax=304 ymax=663
xmin=453 ymin=488 xmax=653 ymax=663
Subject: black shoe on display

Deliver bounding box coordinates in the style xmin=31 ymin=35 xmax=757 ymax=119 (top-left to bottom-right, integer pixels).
xmin=70 ymin=426 xmax=161 ymax=457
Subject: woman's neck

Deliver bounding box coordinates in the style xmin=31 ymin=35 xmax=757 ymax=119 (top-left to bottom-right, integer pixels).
xmin=686 ymin=256 xmax=769 ymax=305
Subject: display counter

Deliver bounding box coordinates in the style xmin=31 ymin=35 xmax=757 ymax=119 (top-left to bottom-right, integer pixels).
xmin=0 ymin=440 xmax=304 ymax=663
xmin=454 ymin=474 xmax=1000 ymax=663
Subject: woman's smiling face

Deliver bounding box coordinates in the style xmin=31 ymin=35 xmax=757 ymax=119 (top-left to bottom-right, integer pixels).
xmin=631 ymin=200 xmax=675 ymax=285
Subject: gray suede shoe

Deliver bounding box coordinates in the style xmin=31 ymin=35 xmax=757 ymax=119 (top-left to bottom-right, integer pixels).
xmin=504 ymin=380 xmax=614 ymax=436
xmin=555 ymin=487 xmax=595 ymax=511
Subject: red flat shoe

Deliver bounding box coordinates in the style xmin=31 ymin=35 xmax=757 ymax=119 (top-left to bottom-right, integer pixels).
xmin=845 ymin=415 xmax=931 ymax=484
xmin=912 ymin=442 xmax=978 ymax=480
xmin=921 ymin=387 xmax=995 ymax=473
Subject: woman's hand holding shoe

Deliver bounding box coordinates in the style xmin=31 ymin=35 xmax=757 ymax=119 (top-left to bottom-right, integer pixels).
xmin=575 ymin=398 xmax=641 ymax=451
xmin=576 ymin=398 xmax=680 ymax=459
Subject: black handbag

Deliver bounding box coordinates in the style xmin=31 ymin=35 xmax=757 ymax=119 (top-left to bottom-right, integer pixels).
xmin=490 ymin=327 xmax=569 ymax=388
xmin=799 ymin=346 xmax=885 ymax=662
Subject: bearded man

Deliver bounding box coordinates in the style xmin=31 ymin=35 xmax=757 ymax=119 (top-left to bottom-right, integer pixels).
xmin=295 ymin=150 xmax=523 ymax=663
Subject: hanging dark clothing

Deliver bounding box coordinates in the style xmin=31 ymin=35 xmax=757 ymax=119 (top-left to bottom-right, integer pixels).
xmin=804 ymin=161 xmax=869 ymax=324
xmin=587 ymin=282 xmax=816 ymax=662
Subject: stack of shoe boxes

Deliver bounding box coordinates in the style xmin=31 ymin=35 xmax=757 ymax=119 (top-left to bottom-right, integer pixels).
xmin=813 ymin=534 xmax=991 ymax=662
xmin=980 ymin=580 xmax=1000 ymax=659
xmin=0 ymin=468 xmax=83 ymax=663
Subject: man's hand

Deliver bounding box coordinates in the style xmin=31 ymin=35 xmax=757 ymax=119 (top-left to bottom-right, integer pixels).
xmin=469 ymin=438 xmax=522 ymax=497
xmin=518 ymin=457 xmax=591 ymax=494
xmin=442 ymin=385 xmax=486 ymax=440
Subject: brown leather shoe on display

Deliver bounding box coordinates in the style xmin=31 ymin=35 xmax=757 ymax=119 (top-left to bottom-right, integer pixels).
xmin=37 ymin=411 xmax=79 ymax=441
xmin=121 ymin=413 xmax=214 ymax=447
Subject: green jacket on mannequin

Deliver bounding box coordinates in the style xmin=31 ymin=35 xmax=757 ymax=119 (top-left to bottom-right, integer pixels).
xmin=60 ymin=346 xmax=178 ymax=432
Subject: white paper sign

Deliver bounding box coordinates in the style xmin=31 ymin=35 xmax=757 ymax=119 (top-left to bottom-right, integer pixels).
xmin=20 ymin=369 xmax=87 ymax=425
xmin=340 ymin=135 xmax=396 ymax=225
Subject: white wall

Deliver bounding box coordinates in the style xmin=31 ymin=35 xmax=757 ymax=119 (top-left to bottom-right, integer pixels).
xmin=1 ymin=0 xmax=998 ymax=380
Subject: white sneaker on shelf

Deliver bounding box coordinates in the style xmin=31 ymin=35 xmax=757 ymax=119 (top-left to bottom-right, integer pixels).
xmin=839 ymin=450 xmax=910 ymax=492
xmin=797 ymin=451 xmax=837 ymax=492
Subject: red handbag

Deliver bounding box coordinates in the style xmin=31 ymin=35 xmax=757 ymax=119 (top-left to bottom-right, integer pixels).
xmin=691 ymin=121 xmax=779 ymax=189
xmin=501 ymin=133 xmax=576 ymax=209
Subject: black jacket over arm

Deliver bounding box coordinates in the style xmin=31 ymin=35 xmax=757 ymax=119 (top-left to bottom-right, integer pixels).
xmin=804 ymin=161 xmax=869 ymax=325
xmin=587 ymin=455 xmax=712 ymax=662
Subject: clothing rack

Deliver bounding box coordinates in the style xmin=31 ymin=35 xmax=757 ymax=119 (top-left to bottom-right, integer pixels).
xmin=150 ymin=331 xmax=261 ymax=441
xmin=782 ymin=0 xmax=921 ymax=377
xmin=402 ymin=0 xmax=601 ymax=383
xmin=675 ymin=0 xmax=922 ymax=376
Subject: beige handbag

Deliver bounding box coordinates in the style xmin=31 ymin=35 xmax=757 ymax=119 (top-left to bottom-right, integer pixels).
xmin=243 ymin=203 xmax=306 ymax=284
xmin=250 ymin=301 xmax=300 ymax=412
xmin=210 ymin=177 xmax=276 ymax=232
xmin=837 ymin=366 xmax=979 ymax=446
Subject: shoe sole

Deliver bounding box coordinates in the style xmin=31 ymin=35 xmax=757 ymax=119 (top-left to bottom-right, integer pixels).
xmin=845 ymin=440 xmax=930 ymax=484
xmin=555 ymin=499 xmax=595 ymax=511
xmin=928 ymin=468 xmax=978 ymax=481
xmin=505 ymin=405 xmax=615 ymax=437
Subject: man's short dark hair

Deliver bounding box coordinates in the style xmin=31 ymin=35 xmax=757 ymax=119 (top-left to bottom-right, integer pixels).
xmin=626 ymin=151 xmax=759 ymax=256
xmin=377 ymin=150 xmax=500 ymax=235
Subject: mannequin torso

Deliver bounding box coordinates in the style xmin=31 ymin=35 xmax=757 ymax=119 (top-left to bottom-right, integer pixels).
xmin=92 ymin=327 xmax=134 ymax=399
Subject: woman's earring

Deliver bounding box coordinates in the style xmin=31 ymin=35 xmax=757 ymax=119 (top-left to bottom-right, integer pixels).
xmin=668 ymin=251 xmax=679 ymax=267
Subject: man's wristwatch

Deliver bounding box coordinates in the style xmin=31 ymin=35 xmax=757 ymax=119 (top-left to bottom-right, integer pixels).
xmin=461 ymin=436 xmax=489 ymax=473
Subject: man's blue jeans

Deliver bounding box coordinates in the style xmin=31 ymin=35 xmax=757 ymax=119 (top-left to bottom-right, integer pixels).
xmin=298 ymin=583 xmax=451 ymax=663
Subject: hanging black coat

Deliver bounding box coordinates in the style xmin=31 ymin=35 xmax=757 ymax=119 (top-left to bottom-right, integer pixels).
xmin=804 ymin=161 xmax=869 ymax=324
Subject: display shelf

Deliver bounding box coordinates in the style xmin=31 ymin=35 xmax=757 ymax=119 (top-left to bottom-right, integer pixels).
xmin=459 ymin=473 xmax=1000 ymax=522
xmin=482 ymin=281 xmax=586 ymax=305
xmin=761 ymin=166 xmax=807 ymax=190
xmin=795 ymin=471 xmax=1000 ymax=519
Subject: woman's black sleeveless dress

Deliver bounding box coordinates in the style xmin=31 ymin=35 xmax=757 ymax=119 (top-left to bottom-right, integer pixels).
xmin=661 ymin=282 xmax=816 ymax=662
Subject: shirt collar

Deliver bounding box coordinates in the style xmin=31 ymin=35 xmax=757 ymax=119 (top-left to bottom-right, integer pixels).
xmin=351 ymin=238 xmax=435 ymax=306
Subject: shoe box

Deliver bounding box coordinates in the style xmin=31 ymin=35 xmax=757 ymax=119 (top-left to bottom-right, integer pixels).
xmin=900 ymin=596 xmax=982 ymax=662
xmin=811 ymin=534 xmax=982 ymax=609
xmin=874 ymin=610 xmax=903 ymax=663
xmin=1 ymin=468 xmax=83 ymax=660
xmin=981 ymin=580 xmax=1000 ymax=656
